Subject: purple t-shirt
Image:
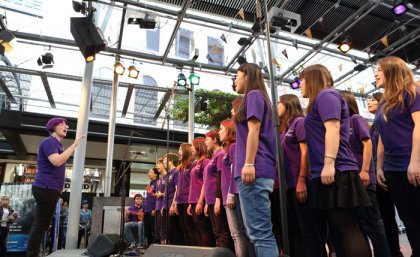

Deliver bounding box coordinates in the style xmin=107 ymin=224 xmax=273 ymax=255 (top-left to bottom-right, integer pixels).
xmin=34 ymin=136 xmax=66 ymax=192
xmin=163 ymin=168 xmax=179 ymax=209
xmin=374 ymin=87 xmax=420 ymax=172
xmin=155 ymin=176 xmax=166 ymax=211
xmin=203 ymin=149 xmax=224 ymax=205
xmin=281 ymin=117 xmax=307 ymax=189
xmin=176 ymin=164 xmax=192 ymax=204
xmin=349 ymin=114 xmax=376 ymax=184
xmin=222 ymin=144 xmax=238 ymax=205
xmin=144 ymin=179 xmax=158 ymax=212
xmin=304 ymin=88 xmax=359 ymax=177
xmin=234 ymin=90 xmax=276 ymax=180
xmin=127 ymin=204 xmax=144 ymax=222
xmin=188 ymin=159 xmax=209 ymax=204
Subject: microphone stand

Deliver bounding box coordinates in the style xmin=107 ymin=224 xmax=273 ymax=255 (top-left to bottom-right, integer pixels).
xmin=162 ymin=81 xmax=176 ymax=244
xmin=114 ymin=152 xmax=141 ymax=256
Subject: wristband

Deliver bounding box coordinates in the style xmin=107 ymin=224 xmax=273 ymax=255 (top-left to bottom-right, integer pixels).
xmin=244 ymin=163 xmax=254 ymax=166
xmin=324 ymin=154 xmax=336 ymax=160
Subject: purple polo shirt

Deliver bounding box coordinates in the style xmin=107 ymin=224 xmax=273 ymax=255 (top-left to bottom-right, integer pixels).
xmin=163 ymin=168 xmax=179 ymax=209
xmin=188 ymin=159 xmax=209 ymax=204
xmin=155 ymin=176 xmax=166 ymax=211
xmin=281 ymin=117 xmax=307 ymax=189
xmin=144 ymin=179 xmax=158 ymax=212
xmin=34 ymin=136 xmax=66 ymax=192
xmin=374 ymin=87 xmax=420 ymax=172
xmin=204 ymin=149 xmax=224 ymax=205
xmin=127 ymin=204 xmax=144 ymax=222
xmin=176 ymin=164 xmax=192 ymax=204
xmin=221 ymin=144 xmax=237 ymax=205
xmin=234 ymin=90 xmax=276 ymax=180
xmin=304 ymin=88 xmax=359 ymax=177
xmin=349 ymin=114 xmax=376 ymax=184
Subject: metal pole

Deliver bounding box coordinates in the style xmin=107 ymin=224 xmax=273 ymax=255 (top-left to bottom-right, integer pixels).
xmin=262 ymin=0 xmax=289 ymax=255
xmin=188 ymin=84 xmax=195 ymax=143
xmin=66 ymin=61 xmax=94 ymax=249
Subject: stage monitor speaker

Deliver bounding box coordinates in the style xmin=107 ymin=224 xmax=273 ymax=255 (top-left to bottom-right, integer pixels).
xmin=143 ymin=244 xmax=236 ymax=257
xmin=87 ymin=234 xmax=123 ymax=257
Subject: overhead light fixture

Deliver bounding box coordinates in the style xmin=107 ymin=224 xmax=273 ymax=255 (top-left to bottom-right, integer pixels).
xmin=267 ymin=7 xmax=301 ymax=33
xmin=238 ymin=55 xmax=247 ymax=65
xmin=114 ymin=62 xmax=125 ymax=75
xmin=128 ymin=65 xmax=139 ymax=79
xmin=237 ymin=37 xmax=251 ymax=46
xmin=290 ymin=77 xmax=301 ymax=89
xmin=189 ymin=73 xmax=200 ymax=86
xmin=37 ymin=52 xmax=54 ymax=69
xmin=177 ymin=73 xmax=187 ymax=87
xmin=128 ymin=17 xmax=156 ymax=29
xmin=0 ymin=30 xmax=16 ymax=56
xmin=338 ymin=36 xmax=352 ymax=53
xmin=392 ymin=0 xmax=408 ymax=15
xmin=70 ymin=15 xmax=107 ymax=62
xmin=72 ymin=0 xmax=87 ymax=14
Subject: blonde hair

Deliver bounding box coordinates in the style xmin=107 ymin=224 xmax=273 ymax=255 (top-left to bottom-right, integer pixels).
xmin=377 ymin=56 xmax=419 ymax=121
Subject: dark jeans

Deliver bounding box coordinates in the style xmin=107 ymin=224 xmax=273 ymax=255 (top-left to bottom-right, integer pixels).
xmin=208 ymin=204 xmax=234 ymax=251
xmin=160 ymin=208 xmax=184 ymax=245
xmin=178 ymin=204 xmax=199 ymax=246
xmin=286 ymin=188 xmax=325 ymax=257
xmin=357 ymin=185 xmax=391 ymax=257
xmin=190 ymin=203 xmax=215 ymax=247
xmin=155 ymin=209 xmax=161 ymax=243
xmin=385 ymin=172 xmax=420 ymax=257
xmin=269 ymin=188 xmax=282 ymax=251
xmin=27 ymin=186 xmax=60 ymax=257
xmin=77 ymin=225 xmax=90 ymax=248
xmin=143 ymin=211 xmax=155 ymax=246
xmin=377 ymin=185 xmax=404 ymax=257
xmin=0 ymin=227 xmax=8 ymax=256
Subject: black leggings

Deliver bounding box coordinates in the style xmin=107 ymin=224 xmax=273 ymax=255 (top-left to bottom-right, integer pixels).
xmin=27 ymin=186 xmax=60 ymax=257
xmin=324 ymin=208 xmax=370 ymax=257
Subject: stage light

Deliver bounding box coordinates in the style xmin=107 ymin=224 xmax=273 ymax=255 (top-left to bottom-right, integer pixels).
xmin=114 ymin=62 xmax=125 ymax=75
xmin=72 ymin=1 xmax=87 ymax=14
xmin=177 ymin=73 xmax=187 ymax=87
xmin=70 ymin=15 xmax=106 ymax=62
xmin=189 ymin=73 xmax=200 ymax=86
xmin=37 ymin=52 xmax=54 ymax=68
xmin=237 ymin=37 xmax=251 ymax=46
xmin=238 ymin=55 xmax=247 ymax=65
xmin=128 ymin=65 xmax=139 ymax=79
xmin=338 ymin=36 xmax=352 ymax=53
xmin=290 ymin=77 xmax=301 ymax=89
xmin=0 ymin=30 xmax=16 ymax=56
xmin=392 ymin=0 xmax=408 ymax=15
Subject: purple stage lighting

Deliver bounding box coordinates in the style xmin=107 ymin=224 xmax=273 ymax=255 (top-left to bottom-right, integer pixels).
xmin=290 ymin=77 xmax=301 ymax=89
xmin=392 ymin=1 xmax=407 ymax=15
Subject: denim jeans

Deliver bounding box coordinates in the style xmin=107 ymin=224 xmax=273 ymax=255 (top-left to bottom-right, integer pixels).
xmin=225 ymin=194 xmax=256 ymax=257
xmin=236 ymin=178 xmax=278 ymax=257
xmin=357 ymin=185 xmax=391 ymax=257
xmin=124 ymin=221 xmax=143 ymax=245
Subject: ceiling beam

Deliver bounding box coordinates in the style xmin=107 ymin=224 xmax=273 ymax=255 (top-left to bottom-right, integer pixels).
xmin=0 ymin=77 xmax=17 ymax=104
xmin=0 ymin=129 xmax=28 ymax=159
xmin=40 ymin=73 xmax=56 ymax=108
xmin=154 ymin=89 xmax=171 ymax=120
xmin=162 ymin=0 xmax=192 ymax=64
xmin=121 ymin=83 xmax=134 ymax=118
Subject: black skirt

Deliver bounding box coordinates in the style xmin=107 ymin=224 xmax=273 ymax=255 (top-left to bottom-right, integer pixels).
xmin=308 ymin=170 xmax=371 ymax=209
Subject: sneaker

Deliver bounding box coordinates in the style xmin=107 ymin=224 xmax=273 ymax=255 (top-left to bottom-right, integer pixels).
xmin=128 ymin=242 xmax=136 ymax=249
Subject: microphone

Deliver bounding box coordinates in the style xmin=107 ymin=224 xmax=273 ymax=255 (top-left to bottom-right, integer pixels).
xmin=129 ymin=151 xmax=146 ymax=155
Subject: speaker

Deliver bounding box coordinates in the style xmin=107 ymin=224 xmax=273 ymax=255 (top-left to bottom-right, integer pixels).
xmin=143 ymin=244 xmax=236 ymax=257
xmin=87 ymin=234 xmax=124 ymax=257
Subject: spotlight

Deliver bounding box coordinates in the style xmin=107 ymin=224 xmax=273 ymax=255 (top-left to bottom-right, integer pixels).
xmin=238 ymin=56 xmax=247 ymax=65
xmin=72 ymin=1 xmax=87 ymax=14
xmin=237 ymin=37 xmax=251 ymax=46
xmin=37 ymin=52 xmax=54 ymax=68
xmin=290 ymin=77 xmax=301 ymax=89
xmin=70 ymin=15 xmax=107 ymax=62
xmin=114 ymin=62 xmax=125 ymax=75
xmin=189 ymin=73 xmax=200 ymax=86
xmin=128 ymin=17 xmax=156 ymax=29
xmin=338 ymin=36 xmax=352 ymax=53
xmin=177 ymin=73 xmax=187 ymax=87
xmin=0 ymin=30 xmax=16 ymax=55
xmin=392 ymin=0 xmax=408 ymax=15
xmin=128 ymin=65 xmax=139 ymax=79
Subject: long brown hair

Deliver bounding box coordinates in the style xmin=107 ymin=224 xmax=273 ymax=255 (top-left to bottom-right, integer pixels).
xmin=234 ymin=63 xmax=271 ymax=123
xmin=377 ymin=56 xmax=419 ymax=121
xmin=340 ymin=91 xmax=359 ymax=116
xmin=279 ymin=94 xmax=304 ymax=130
xmin=300 ymin=64 xmax=334 ymax=112
xmin=178 ymin=143 xmax=192 ymax=170
xmin=192 ymin=137 xmax=208 ymax=163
